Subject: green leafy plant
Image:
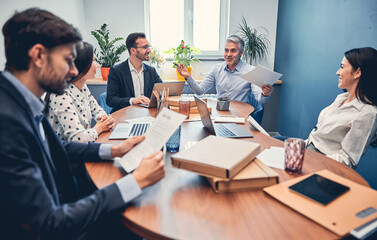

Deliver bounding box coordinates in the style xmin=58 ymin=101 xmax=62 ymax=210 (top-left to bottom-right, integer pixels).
xmin=237 ymin=16 xmax=270 ymax=64
xmin=163 ymin=40 xmax=201 ymax=68
xmin=91 ymin=24 xmax=127 ymax=67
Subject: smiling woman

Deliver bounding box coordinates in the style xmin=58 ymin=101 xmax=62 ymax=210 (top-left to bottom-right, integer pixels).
xmin=306 ymin=47 xmax=377 ymax=168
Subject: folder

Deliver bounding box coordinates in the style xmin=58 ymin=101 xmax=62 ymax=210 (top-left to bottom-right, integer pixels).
xmin=263 ymin=170 xmax=377 ymax=237
xmin=207 ymin=159 xmax=278 ymax=193
xmin=171 ymin=135 xmax=260 ymax=179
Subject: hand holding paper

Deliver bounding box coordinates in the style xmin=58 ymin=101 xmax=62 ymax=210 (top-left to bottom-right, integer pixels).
xmin=241 ymin=65 xmax=282 ymax=88
xmin=117 ymin=108 xmax=187 ymax=173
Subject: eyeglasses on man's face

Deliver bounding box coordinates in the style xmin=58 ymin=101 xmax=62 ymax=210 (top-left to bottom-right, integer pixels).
xmin=133 ymin=45 xmax=151 ymax=49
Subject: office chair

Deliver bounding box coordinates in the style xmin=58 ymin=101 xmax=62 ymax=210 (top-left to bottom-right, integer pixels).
xmin=249 ymin=107 xmax=264 ymax=125
xmin=97 ymin=92 xmax=112 ymax=115
xmin=356 ymin=139 xmax=377 ymax=190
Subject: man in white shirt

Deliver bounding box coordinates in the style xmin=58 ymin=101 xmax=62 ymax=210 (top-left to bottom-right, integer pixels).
xmin=107 ymin=32 xmax=162 ymax=113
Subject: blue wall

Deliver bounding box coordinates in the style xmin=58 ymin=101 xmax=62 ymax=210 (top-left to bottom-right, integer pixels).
xmin=275 ymin=0 xmax=377 ymax=138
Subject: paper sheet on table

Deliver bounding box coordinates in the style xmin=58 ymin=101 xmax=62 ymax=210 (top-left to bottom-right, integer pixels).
xmin=117 ymin=108 xmax=187 ymax=173
xmin=124 ymin=116 xmax=155 ymax=123
xmin=257 ymin=147 xmax=285 ymax=170
xmin=248 ymin=116 xmax=269 ymax=136
xmin=241 ymin=65 xmax=282 ymax=88
xmin=214 ymin=116 xmax=245 ymax=124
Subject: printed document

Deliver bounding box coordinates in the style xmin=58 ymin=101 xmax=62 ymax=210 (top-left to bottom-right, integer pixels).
xmin=241 ymin=65 xmax=282 ymax=88
xmin=117 ymin=108 xmax=187 ymax=173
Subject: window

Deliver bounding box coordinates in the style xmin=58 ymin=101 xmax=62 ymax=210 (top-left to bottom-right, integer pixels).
xmin=145 ymin=0 xmax=229 ymax=57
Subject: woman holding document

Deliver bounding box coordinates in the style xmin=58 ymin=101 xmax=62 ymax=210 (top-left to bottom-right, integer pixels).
xmin=306 ymin=47 xmax=377 ymax=168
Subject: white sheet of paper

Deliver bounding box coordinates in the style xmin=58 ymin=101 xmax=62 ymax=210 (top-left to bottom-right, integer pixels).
xmin=214 ymin=116 xmax=245 ymax=124
xmin=241 ymin=65 xmax=282 ymax=88
xmin=117 ymin=108 xmax=187 ymax=173
xmin=257 ymin=147 xmax=285 ymax=170
xmin=124 ymin=116 xmax=155 ymax=123
xmin=247 ymin=116 xmax=269 ymax=136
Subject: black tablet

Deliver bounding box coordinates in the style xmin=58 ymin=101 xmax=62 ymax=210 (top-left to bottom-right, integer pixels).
xmin=289 ymin=174 xmax=350 ymax=205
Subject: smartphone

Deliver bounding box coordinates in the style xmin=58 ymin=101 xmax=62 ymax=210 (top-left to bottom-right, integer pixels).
xmin=289 ymin=174 xmax=350 ymax=205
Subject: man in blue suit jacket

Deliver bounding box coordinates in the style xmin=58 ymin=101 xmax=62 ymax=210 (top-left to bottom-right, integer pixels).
xmin=0 ymin=8 xmax=164 ymax=240
xmin=106 ymin=32 xmax=162 ymax=113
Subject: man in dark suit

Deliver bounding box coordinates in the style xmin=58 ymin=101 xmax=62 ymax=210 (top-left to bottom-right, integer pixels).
xmin=106 ymin=32 xmax=162 ymax=113
xmin=0 ymin=8 xmax=164 ymax=240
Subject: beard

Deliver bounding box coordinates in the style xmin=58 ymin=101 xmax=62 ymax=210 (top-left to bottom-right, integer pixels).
xmin=41 ymin=83 xmax=66 ymax=95
xmin=39 ymin=57 xmax=70 ymax=95
xmin=136 ymin=50 xmax=149 ymax=61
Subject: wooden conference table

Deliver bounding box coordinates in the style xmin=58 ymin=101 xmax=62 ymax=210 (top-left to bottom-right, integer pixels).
xmin=86 ymin=98 xmax=368 ymax=240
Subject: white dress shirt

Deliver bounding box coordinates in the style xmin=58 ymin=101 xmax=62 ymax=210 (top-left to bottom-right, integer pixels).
xmin=128 ymin=60 xmax=144 ymax=105
xmin=307 ymin=92 xmax=377 ymax=168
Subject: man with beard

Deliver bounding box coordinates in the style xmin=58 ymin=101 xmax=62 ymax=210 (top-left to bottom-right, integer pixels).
xmin=106 ymin=32 xmax=162 ymax=113
xmin=0 ymin=8 xmax=164 ymax=240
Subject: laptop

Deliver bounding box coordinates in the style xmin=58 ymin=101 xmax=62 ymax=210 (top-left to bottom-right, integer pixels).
xmin=109 ymin=122 xmax=150 ymax=139
xmin=194 ymin=96 xmax=253 ymax=138
xmin=136 ymin=81 xmax=185 ymax=108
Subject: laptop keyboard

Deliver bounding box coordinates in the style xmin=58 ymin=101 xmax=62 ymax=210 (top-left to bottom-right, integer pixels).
xmin=214 ymin=125 xmax=236 ymax=137
xmin=129 ymin=123 xmax=150 ymax=137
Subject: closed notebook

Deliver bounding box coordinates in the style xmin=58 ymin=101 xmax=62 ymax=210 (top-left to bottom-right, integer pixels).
xmin=207 ymin=159 xmax=279 ymax=193
xmin=171 ymin=135 xmax=260 ymax=179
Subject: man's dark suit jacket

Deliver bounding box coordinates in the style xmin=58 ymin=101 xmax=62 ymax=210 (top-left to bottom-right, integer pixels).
xmin=0 ymin=73 xmax=126 ymax=239
xmin=106 ymin=59 xmax=162 ymax=113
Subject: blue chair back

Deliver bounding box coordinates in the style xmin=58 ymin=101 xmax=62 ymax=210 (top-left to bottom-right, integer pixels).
xmin=97 ymin=92 xmax=112 ymax=115
xmin=356 ymin=144 xmax=377 ymax=190
xmin=249 ymin=107 xmax=264 ymax=125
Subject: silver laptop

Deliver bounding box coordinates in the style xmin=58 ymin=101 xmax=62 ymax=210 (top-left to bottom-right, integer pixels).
xmin=109 ymin=122 xmax=150 ymax=139
xmin=136 ymin=81 xmax=185 ymax=108
xmin=194 ymin=96 xmax=253 ymax=138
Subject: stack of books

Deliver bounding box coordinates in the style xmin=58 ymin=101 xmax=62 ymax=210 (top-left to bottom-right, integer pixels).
xmin=171 ymin=135 xmax=279 ymax=193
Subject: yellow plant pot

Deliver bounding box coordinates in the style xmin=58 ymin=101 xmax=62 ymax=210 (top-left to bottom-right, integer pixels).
xmin=176 ymin=66 xmax=192 ymax=81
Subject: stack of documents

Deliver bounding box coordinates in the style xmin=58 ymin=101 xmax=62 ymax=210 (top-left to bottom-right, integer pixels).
xmin=256 ymin=147 xmax=285 ymax=170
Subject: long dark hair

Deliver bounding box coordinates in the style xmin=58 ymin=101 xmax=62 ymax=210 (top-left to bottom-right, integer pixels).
xmin=70 ymin=41 xmax=94 ymax=83
xmin=344 ymin=47 xmax=377 ymax=106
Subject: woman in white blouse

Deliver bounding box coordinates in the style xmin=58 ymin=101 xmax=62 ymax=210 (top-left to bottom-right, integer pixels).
xmin=306 ymin=47 xmax=377 ymax=168
xmin=47 ymin=42 xmax=115 ymax=142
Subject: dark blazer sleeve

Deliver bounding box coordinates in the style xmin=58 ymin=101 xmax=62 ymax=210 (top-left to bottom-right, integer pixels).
xmin=0 ymin=113 xmax=125 ymax=240
xmin=106 ymin=63 xmax=133 ymax=111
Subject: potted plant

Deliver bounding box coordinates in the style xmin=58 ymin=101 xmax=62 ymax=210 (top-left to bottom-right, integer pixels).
xmin=163 ymin=40 xmax=200 ymax=81
xmin=91 ymin=24 xmax=127 ymax=80
xmin=237 ymin=16 xmax=270 ymax=65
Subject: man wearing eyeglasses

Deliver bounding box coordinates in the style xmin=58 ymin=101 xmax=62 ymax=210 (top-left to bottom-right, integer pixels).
xmin=106 ymin=32 xmax=162 ymax=113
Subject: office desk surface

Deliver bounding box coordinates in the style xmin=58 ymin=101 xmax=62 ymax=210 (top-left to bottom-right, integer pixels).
xmin=86 ymin=99 xmax=367 ymax=240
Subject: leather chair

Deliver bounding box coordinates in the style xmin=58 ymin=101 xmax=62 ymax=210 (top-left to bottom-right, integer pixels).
xmin=249 ymin=107 xmax=264 ymax=125
xmin=356 ymin=139 xmax=377 ymax=190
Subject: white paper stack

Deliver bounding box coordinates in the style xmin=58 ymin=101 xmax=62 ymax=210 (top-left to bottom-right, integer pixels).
xmin=256 ymin=147 xmax=285 ymax=170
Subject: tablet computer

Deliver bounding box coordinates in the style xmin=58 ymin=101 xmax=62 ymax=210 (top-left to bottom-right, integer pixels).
xmin=289 ymin=174 xmax=350 ymax=205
